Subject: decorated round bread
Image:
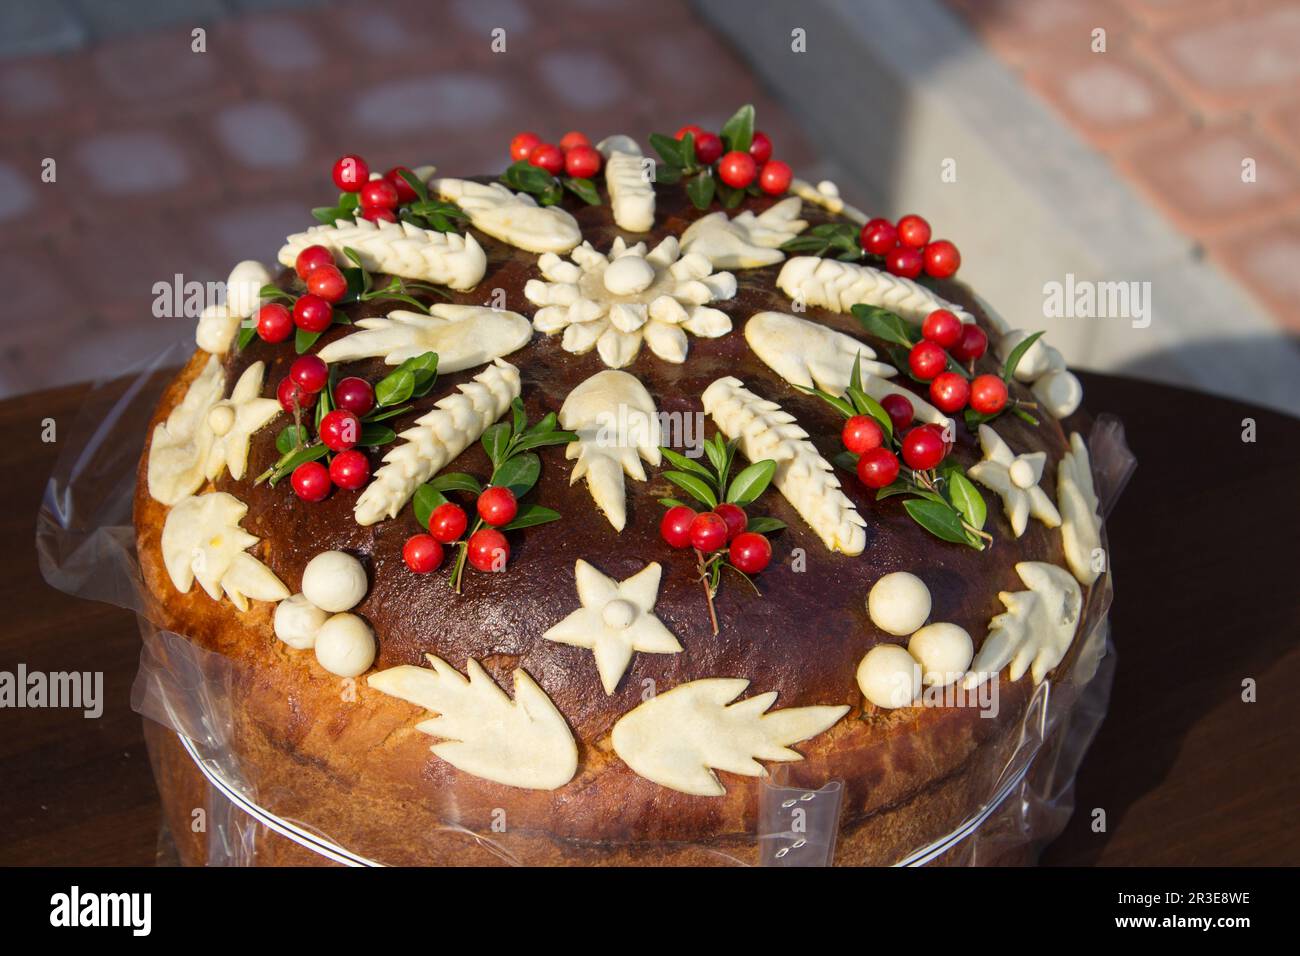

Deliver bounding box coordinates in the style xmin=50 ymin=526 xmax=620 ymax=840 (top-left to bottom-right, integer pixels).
xmin=134 ymin=113 xmax=1105 ymax=865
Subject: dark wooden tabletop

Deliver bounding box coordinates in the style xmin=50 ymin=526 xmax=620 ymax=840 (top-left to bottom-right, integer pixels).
xmin=0 ymin=371 xmax=1296 ymax=866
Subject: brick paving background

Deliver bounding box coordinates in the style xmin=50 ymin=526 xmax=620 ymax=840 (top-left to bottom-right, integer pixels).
xmin=0 ymin=0 xmax=818 ymax=397
xmin=946 ymin=0 xmax=1300 ymax=334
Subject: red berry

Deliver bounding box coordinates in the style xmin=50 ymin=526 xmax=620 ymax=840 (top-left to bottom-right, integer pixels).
xmin=360 ymin=178 xmax=400 ymax=211
xmin=693 ymin=132 xmax=723 ymax=166
xmin=306 ymin=263 xmax=347 ymax=303
xmin=293 ymin=294 xmax=333 ymax=333
xmin=856 ymin=447 xmax=900 ymax=489
xmin=360 ymin=206 xmax=397 ymax=223
xmin=951 ymin=323 xmax=988 ymax=362
xmin=886 ymin=244 xmax=924 ymax=279
xmin=674 ymin=124 xmax=703 ymax=140
xmin=660 ymin=505 xmax=696 ymax=549
xmin=902 ymin=425 xmax=947 ymax=471
xmin=403 ymin=534 xmax=444 ymax=574
xmin=714 ymin=502 xmax=748 ymax=542
xmin=559 ymin=130 xmax=590 ymax=152
xmin=923 ymin=239 xmax=961 ymax=279
xmin=564 ymin=144 xmax=601 ymax=179
xmin=970 ymin=374 xmax=1009 ymax=415
xmin=333 ymin=376 xmax=375 ymax=416
xmin=291 ymin=461 xmax=331 ymax=502
xmin=758 ymin=160 xmax=792 ymax=196
xmin=289 ymin=354 xmax=328 ymax=393
xmin=528 ymin=143 xmax=564 ymax=176
xmin=428 ymin=502 xmax=468 ymax=543
xmin=319 ymin=409 xmax=361 ymax=452
xmin=881 ymin=393 xmax=914 ymax=432
xmin=476 ymin=486 xmax=518 ymax=527
xmin=294 ymin=244 xmax=334 ymax=280
xmin=689 ymin=512 xmax=729 ymax=552
xmin=329 ymin=449 xmax=370 ymax=490
xmin=842 ymin=415 xmax=885 ymax=455
xmin=929 ymin=371 xmax=971 ymax=413
xmin=748 ymin=130 xmax=773 ymax=166
xmin=276 ymin=376 xmax=316 ymax=413
xmin=908 ymin=341 xmax=947 ymax=381
xmin=717 ymin=151 xmax=756 ymax=188
xmin=385 ymin=166 xmax=418 ymax=203
xmin=332 ymin=154 xmax=369 ymax=192
xmin=511 ymin=132 xmax=542 ymax=162
xmin=921 ymin=309 xmax=962 ymax=349
xmin=467 ymin=528 xmax=509 ymax=572
xmin=256 ymin=302 xmax=293 ymax=343
xmin=896 ymin=214 xmax=931 ymax=249
xmin=859 ymin=218 xmax=898 ymax=256
xmin=729 ymin=531 xmax=772 ymax=575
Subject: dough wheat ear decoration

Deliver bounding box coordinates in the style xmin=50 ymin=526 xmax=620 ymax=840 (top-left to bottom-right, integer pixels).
xmin=354 ymin=359 xmax=521 ymax=525
xmin=317 ymin=305 xmax=532 ymax=371
xmin=612 ymin=679 xmax=848 ymax=796
xmin=559 ymin=370 xmax=661 ymax=531
xmin=777 ymin=256 xmax=974 ymax=326
xmin=278 ymin=217 xmax=487 ymax=291
xmin=429 ymin=177 xmax=582 ymax=254
xmin=369 ymin=655 xmax=578 ymax=791
xmin=702 ymin=377 xmax=867 ymax=555
xmin=596 ymin=135 xmax=656 ymax=233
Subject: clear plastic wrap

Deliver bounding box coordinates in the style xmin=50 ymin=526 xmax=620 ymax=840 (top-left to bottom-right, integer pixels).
xmin=37 ymin=343 xmax=1135 ymax=867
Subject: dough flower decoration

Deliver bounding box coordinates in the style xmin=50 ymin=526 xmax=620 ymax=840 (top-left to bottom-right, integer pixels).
xmin=524 ymin=236 xmax=737 ymax=369
xmin=543 ymin=559 xmax=683 ymax=695
xmin=966 ymin=424 xmax=1061 ymax=538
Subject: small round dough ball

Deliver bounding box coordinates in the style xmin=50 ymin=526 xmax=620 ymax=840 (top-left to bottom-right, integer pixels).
xmin=908 ymin=623 xmax=973 ymax=687
xmin=857 ymin=645 xmax=922 ymax=709
xmin=868 ymin=572 xmax=931 ymax=636
xmin=301 ymin=550 xmax=368 ymax=613
xmin=225 ymin=259 xmax=272 ymax=318
xmin=273 ymin=593 xmax=327 ymax=650
xmin=314 ymin=613 xmax=376 ymax=677
xmin=1031 ymin=368 xmax=1083 ymax=419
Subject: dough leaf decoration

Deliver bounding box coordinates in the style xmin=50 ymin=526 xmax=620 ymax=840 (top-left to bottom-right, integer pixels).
xmin=702 ymin=376 xmax=867 ymax=555
xmin=430 ymin=177 xmax=582 ymax=254
xmin=1057 ymin=432 xmax=1103 ymax=585
xmin=679 ymin=197 xmax=808 ymax=269
xmin=369 ymin=655 xmax=578 ymax=791
xmin=966 ymin=424 xmax=1061 ymax=538
xmin=317 ymin=305 xmax=532 ymax=370
xmin=147 ymin=356 xmax=226 ymax=506
xmin=559 ymin=370 xmax=662 ymax=531
xmin=963 ymin=561 xmax=1082 ymax=688
xmin=611 ymin=678 xmax=848 ymax=796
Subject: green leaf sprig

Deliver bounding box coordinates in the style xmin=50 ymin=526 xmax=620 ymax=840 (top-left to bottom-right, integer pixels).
xmin=255 ymin=351 xmax=439 ymax=486
xmin=649 ymin=104 xmax=768 ymax=211
xmin=964 ymin=330 xmax=1045 ymax=429
xmin=779 ymin=222 xmax=863 ymax=260
xmin=658 ymin=432 xmax=786 ymax=634
xmin=500 ymin=160 xmax=601 ymax=208
xmin=410 ymin=397 xmax=575 ymax=594
xmin=392 ymin=170 xmax=470 ymax=233
xmin=802 ymin=353 xmax=991 ymax=551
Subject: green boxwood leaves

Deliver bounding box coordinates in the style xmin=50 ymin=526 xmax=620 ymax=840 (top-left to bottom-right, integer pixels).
xmin=658 ymin=433 xmax=778 ymax=512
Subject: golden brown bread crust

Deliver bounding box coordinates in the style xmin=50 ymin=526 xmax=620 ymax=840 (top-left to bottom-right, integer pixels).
xmin=133 ymin=186 xmax=1096 ymax=864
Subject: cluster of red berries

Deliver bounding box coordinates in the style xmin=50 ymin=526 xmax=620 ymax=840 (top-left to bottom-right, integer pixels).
xmin=403 ymin=486 xmax=519 ymax=575
xmin=674 ymin=125 xmax=792 ymax=196
xmin=330 ymin=153 xmax=419 ymax=224
xmin=509 ymin=130 xmax=602 ymax=180
xmin=279 ymin=358 xmax=377 ymax=502
xmin=659 ymin=502 xmax=773 ymax=575
xmin=859 ymin=214 xmax=961 ymax=280
xmin=907 ymin=309 xmax=1007 ymax=416
xmin=253 ymin=244 xmax=350 ymax=343
xmin=843 ymin=392 xmax=954 ymax=488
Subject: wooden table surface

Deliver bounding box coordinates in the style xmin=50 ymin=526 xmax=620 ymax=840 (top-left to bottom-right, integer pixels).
xmin=1 ymin=371 xmax=1296 ymax=866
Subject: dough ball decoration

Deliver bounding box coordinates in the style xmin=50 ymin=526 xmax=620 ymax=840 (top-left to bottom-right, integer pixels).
xmin=274 ymin=550 xmax=377 ymax=677
xmin=654 ymin=431 xmax=787 ymax=635
xmin=399 ymin=397 xmax=575 ymax=593
xmin=860 ymin=572 xmax=974 ymax=708
xmin=301 ymin=550 xmax=368 ymax=613
xmin=867 ymin=572 xmax=932 ymax=637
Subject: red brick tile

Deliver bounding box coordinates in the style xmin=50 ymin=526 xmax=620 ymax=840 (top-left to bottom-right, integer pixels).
xmin=195 ymin=99 xmax=322 ymax=195
xmin=0 ymin=146 xmax=75 ymax=242
xmin=1142 ymin=2 xmax=1300 ymax=111
xmin=1262 ymin=98 xmax=1300 ymax=158
xmin=0 ymin=243 xmax=77 ymax=349
xmin=0 ymin=55 xmax=93 ymax=144
xmin=945 ymin=0 xmax=1132 ymax=66
xmin=88 ymin=27 xmax=245 ymax=120
xmin=62 ymin=123 xmax=222 ymax=217
xmin=1116 ymin=122 xmax=1300 ymax=236
xmin=624 ymin=28 xmax=759 ymax=119
xmin=1208 ymin=218 xmax=1300 ymax=333
xmin=197 ymin=193 xmax=321 ymax=267
xmin=1021 ymin=49 xmax=1191 ymax=151
xmin=1122 ymin=0 xmax=1239 ymax=29
xmin=219 ymin=12 xmax=343 ymax=96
